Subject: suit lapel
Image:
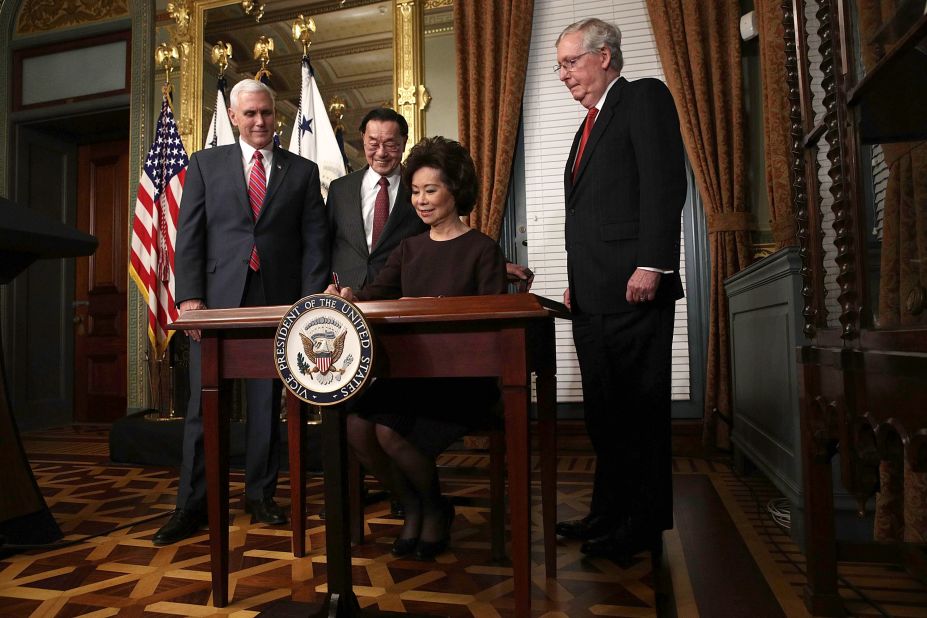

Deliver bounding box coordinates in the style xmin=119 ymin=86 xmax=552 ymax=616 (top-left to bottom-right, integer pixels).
xmin=344 ymin=168 xmax=369 ymax=257
xmin=229 ymin=145 xmax=251 ymax=218
xmin=374 ymin=173 xmax=413 ymax=251
xmin=259 ymin=146 xmax=290 ymax=220
xmin=564 ymin=125 xmax=584 ymax=196
xmin=571 ymin=77 xmax=625 ymax=189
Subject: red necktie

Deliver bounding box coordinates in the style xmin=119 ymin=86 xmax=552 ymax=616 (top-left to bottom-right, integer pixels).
xmin=248 ymin=150 xmax=266 ymax=271
xmin=572 ymin=107 xmax=599 ymax=182
xmin=371 ymin=176 xmax=389 ymax=246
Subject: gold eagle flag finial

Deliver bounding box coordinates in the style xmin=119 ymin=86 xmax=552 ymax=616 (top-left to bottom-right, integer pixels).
xmin=252 ymin=35 xmax=274 ymax=82
xmin=291 ymin=14 xmax=317 ymax=58
xmin=155 ymin=42 xmax=180 ymax=96
xmin=210 ymin=41 xmax=233 ymax=76
xmin=241 ymin=0 xmax=265 ymax=22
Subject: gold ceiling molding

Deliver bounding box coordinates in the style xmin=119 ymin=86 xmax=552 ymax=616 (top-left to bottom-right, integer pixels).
xmin=234 ymin=37 xmax=392 ymax=71
xmin=424 ymin=8 xmax=452 ymax=35
xmin=16 ymin=0 xmax=129 ymax=35
xmin=424 ymin=0 xmax=453 ymax=8
xmin=205 ymin=0 xmax=385 ymax=37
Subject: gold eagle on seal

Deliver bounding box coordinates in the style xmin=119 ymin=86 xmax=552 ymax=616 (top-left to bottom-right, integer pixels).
xmin=298 ymin=330 xmax=346 ymax=377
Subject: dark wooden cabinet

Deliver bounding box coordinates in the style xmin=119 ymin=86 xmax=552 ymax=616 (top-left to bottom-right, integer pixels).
xmin=787 ymin=0 xmax=927 ymax=614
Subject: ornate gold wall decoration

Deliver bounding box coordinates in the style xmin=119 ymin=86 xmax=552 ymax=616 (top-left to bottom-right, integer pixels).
xmin=424 ymin=7 xmax=453 ymax=36
xmin=424 ymin=0 xmax=453 ymax=8
xmin=167 ymin=0 xmax=195 ymax=147
xmin=394 ymin=0 xmax=427 ymax=152
xmin=16 ymin=0 xmax=129 ymax=35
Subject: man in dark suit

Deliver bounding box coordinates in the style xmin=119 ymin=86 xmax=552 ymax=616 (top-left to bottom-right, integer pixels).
xmin=553 ymin=18 xmax=687 ymax=563
xmin=153 ymin=79 xmax=330 ymax=545
xmin=327 ymin=108 xmax=425 ymax=290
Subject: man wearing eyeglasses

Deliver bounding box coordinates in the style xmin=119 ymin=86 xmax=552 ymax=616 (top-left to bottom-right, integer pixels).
xmin=327 ymin=108 xmax=426 ymax=292
xmin=553 ymin=18 xmax=687 ymax=565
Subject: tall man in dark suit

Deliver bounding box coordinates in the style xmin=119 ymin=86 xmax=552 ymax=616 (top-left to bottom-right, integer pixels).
xmin=552 ymin=18 xmax=687 ymax=562
xmin=154 ymin=79 xmax=330 ymax=545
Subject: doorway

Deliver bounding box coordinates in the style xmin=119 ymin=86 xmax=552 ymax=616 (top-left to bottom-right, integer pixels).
xmin=8 ymin=109 xmax=130 ymax=429
xmin=74 ymin=139 xmax=129 ymax=422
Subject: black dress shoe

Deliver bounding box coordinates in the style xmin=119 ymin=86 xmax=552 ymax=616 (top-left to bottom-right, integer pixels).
xmin=390 ymin=499 xmax=405 ymax=519
xmin=581 ymin=526 xmax=663 ymax=565
xmin=555 ymin=514 xmax=614 ymax=541
xmin=245 ymin=498 xmax=287 ymax=525
xmin=152 ymin=508 xmax=206 ymax=546
xmin=415 ymin=500 xmax=455 ymax=561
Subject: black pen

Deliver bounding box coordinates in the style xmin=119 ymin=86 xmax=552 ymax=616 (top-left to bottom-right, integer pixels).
xmin=331 ymin=271 xmax=341 ymax=292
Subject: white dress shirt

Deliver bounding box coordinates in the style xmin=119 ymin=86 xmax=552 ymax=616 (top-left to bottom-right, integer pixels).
xmin=239 ymin=139 xmax=274 ymax=187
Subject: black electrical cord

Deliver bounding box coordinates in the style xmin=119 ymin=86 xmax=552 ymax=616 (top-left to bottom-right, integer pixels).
xmin=727 ymin=461 xmax=892 ymax=618
xmin=0 ymin=490 xmax=246 ymax=552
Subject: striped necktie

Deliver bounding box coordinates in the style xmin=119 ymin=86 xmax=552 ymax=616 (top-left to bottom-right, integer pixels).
xmin=248 ymin=150 xmax=266 ymax=271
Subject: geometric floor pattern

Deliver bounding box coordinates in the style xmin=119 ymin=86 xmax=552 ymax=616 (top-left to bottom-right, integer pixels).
xmin=2 ymin=425 xmax=926 ymax=617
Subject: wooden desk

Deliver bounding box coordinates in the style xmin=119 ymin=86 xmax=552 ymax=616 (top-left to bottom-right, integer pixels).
xmin=171 ymin=293 xmax=568 ymax=616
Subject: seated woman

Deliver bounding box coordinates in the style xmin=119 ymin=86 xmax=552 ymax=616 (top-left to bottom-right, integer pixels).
xmin=326 ymin=136 xmax=506 ymax=560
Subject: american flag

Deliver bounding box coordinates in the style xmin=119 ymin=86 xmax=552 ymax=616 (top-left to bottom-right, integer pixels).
xmin=129 ymin=95 xmax=189 ymax=358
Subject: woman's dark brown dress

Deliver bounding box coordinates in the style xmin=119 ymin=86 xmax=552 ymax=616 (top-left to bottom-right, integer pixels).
xmin=351 ymin=229 xmax=507 ymax=457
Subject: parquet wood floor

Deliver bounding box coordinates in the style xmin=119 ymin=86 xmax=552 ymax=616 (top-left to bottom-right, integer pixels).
xmin=2 ymin=425 xmax=925 ymax=617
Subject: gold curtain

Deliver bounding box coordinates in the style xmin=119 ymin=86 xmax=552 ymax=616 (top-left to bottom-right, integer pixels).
xmin=856 ymin=0 xmax=927 ymax=542
xmin=454 ymin=0 xmax=534 ymax=239
xmin=755 ymin=0 xmax=796 ymax=248
xmin=645 ymin=0 xmax=752 ymax=450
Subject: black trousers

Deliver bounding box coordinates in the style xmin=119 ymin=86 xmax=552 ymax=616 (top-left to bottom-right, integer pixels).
xmin=571 ymin=302 xmax=675 ymax=533
xmin=176 ymin=269 xmax=282 ymax=509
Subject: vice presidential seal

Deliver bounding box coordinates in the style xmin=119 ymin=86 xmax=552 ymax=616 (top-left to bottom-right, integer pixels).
xmin=275 ymin=294 xmax=374 ymax=405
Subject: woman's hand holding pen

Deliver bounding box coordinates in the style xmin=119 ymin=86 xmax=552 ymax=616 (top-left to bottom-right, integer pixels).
xmin=325 ymin=272 xmax=357 ymax=301
xmin=324 ymin=284 xmax=357 ymax=301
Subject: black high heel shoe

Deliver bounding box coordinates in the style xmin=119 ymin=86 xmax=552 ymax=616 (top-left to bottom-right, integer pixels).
xmin=391 ymin=536 xmax=419 ymax=557
xmin=414 ymin=499 xmax=455 ymax=560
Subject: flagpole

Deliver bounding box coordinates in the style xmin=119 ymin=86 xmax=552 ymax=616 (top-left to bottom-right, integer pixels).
xmin=135 ymin=43 xmax=187 ymax=422
xmin=289 ymin=15 xmax=347 ymax=199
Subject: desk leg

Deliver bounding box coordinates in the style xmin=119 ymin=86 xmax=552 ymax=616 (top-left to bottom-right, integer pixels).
xmin=537 ymin=370 xmax=557 ymax=578
xmin=315 ymin=406 xmax=360 ymax=617
xmin=502 ymin=328 xmax=531 ymax=617
xmin=288 ymin=394 xmax=306 ymax=557
xmin=201 ymin=336 xmax=229 ymax=607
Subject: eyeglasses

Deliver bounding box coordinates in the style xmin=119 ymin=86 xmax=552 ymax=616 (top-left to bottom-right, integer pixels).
xmin=364 ymin=140 xmax=401 ymax=153
xmin=553 ymin=50 xmax=595 ymax=74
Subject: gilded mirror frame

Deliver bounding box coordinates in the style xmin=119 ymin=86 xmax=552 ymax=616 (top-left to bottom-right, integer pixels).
xmin=164 ymin=0 xmax=429 ymax=154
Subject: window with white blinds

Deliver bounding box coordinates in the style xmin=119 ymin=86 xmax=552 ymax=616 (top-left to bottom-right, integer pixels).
xmin=523 ymin=0 xmax=691 ymax=404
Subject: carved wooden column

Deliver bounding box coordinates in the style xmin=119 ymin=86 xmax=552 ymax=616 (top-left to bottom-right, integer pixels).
xmin=394 ymin=0 xmax=430 ymax=152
